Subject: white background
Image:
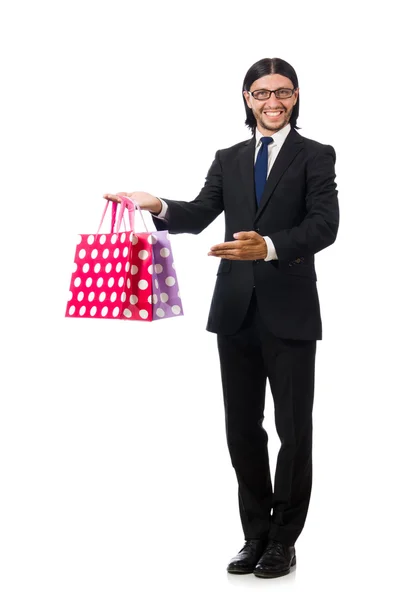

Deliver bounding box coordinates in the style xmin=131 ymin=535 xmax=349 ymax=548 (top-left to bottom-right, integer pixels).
xmin=1 ymin=1 xmax=396 ymax=598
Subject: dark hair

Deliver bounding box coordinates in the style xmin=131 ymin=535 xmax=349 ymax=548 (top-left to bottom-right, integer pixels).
xmin=242 ymin=57 xmax=301 ymax=135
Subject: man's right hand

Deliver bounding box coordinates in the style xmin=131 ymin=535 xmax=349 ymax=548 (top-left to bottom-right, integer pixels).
xmin=103 ymin=192 xmax=162 ymax=215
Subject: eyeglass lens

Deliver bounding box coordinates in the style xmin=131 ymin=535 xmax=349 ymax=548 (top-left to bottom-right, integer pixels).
xmin=252 ymin=89 xmax=294 ymax=100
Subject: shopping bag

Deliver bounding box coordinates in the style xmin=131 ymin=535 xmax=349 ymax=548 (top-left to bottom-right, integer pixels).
xmin=65 ymin=196 xmax=183 ymax=321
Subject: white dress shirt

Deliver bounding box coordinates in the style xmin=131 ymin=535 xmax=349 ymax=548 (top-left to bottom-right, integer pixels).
xmin=152 ymin=123 xmax=292 ymax=261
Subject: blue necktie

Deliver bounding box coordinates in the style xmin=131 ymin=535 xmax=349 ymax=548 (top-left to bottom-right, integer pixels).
xmin=255 ymin=136 xmax=273 ymax=206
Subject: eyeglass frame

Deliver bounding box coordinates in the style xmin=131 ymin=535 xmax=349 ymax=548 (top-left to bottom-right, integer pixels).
xmin=246 ymin=87 xmax=297 ymax=100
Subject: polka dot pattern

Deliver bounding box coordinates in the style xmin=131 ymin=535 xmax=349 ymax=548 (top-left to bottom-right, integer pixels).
xmin=66 ymin=231 xmax=152 ymax=320
xmin=150 ymin=230 xmax=183 ymax=320
xmin=65 ymin=228 xmax=183 ymax=321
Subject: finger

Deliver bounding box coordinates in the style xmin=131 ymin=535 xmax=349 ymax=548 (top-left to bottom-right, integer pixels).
xmin=208 ymin=249 xmax=239 ymax=257
xmin=209 ymin=241 xmax=241 ymax=252
xmin=116 ymin=192 xmax=131 ymax=201
xmin=103 ymin=194 xmax=121 ymax=203
xmin=208 ymin=249 xmax=237 ymax=256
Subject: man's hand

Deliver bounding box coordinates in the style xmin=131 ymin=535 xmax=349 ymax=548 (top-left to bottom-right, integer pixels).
xmin=208 ymin=231 xmax=267 ymax=261
xmin=103 ymin=192 xmax=162 ymax=214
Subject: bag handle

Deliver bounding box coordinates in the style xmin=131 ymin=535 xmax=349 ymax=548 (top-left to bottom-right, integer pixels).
xmin=96 ymin=200 xmax=119 ymax=237
xmin=95 ymin=195 xmax=149 ymax=238
xmin=116 ymin=195 xmax=149 ymax=233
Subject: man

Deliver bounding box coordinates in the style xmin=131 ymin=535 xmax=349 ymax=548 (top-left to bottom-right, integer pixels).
xmin=104 ymin=57 xmax=339 ymax=578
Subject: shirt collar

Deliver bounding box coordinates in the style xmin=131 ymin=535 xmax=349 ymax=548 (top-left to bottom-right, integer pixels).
xmin=255 ymin=122 xmax=291 ymax=148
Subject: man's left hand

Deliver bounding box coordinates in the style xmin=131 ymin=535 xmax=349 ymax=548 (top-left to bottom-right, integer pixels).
xmin=208 ymin=231 xmax=267 ymax=261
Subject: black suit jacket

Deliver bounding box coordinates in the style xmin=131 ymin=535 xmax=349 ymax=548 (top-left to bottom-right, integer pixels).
xmin=152 ymin=127 xmax=339 ymax=340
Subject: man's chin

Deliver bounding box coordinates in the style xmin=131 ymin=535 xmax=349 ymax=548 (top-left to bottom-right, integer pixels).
xmin=261 ymin=118 xmax=287 ymax=131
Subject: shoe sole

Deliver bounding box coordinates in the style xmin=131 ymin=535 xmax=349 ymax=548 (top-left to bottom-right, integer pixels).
xmin=227 ymin=565 xmax=255 ymax=574
xmin=253 ymin=556 xmax=296 ymax=579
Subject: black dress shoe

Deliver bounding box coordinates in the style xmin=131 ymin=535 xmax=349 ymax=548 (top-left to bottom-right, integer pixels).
xmin=227 ymin=539 xmax=268 ymax=574
xmin=253 ymin=540 xmax=296 ymax=578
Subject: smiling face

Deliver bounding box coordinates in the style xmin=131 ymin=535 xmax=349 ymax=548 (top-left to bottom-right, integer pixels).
xmin=243 ymin=74 xmax=299 ymax=136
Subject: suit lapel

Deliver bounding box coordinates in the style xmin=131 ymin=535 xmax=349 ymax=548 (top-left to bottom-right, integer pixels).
xmin=254 ymin=128 xmax=304 ymax=222
xmin=238 ymin=136 xmax=256 ymax=223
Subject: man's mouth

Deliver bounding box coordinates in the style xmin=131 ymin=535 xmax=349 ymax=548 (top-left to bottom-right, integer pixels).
xmin=264 ymin=110 xmax=284 ymax=119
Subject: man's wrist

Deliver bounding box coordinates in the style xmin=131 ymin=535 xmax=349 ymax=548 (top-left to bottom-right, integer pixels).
xmin=262 ymin=238 xmax=268 ymax=260
xmin=151 ymin=198 xmax=169 ymax=220
xmin=149 ymin=198 xmax=163 ymax=216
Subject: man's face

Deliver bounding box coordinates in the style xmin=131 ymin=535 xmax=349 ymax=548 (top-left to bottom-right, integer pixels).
xmin=243 ymin=74 xmax=299 ymax=135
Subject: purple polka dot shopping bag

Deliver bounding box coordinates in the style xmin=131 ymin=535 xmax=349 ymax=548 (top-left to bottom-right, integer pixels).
xmin=65 ymin=197 xmax=183 ymax=321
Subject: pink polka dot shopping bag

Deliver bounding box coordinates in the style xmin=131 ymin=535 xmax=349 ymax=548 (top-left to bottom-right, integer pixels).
xmin=65 ymin=196 xmax=183 ymax=321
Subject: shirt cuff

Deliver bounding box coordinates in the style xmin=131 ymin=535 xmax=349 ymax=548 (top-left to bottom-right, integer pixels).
xmin=150 ymin=198 xmax=169 ymax=220
xmin=263 ymin=236 xmax=278 ymax=261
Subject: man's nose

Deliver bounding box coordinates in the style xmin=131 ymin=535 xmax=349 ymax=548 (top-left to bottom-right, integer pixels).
xmin=265 ymin=92 xmax=283 ymax=107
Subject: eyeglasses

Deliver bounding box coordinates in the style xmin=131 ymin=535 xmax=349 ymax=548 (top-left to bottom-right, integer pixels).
xmin=247 ymin=88 xmax=296 ymax=101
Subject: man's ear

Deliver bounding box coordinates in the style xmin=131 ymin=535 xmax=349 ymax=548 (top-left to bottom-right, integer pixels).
xmin=243 ymin=91 xmax=252 ymax=110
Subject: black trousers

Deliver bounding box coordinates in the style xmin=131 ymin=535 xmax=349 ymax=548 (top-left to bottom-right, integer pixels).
xmin=217 ymin=290 xmax=317 ymax=546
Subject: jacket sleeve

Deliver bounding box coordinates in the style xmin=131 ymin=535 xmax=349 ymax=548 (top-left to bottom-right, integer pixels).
xmin=151 ymin=150 xmax=224 ymax=234
xmin=269 ymin=145 xmax=340 ymax=261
